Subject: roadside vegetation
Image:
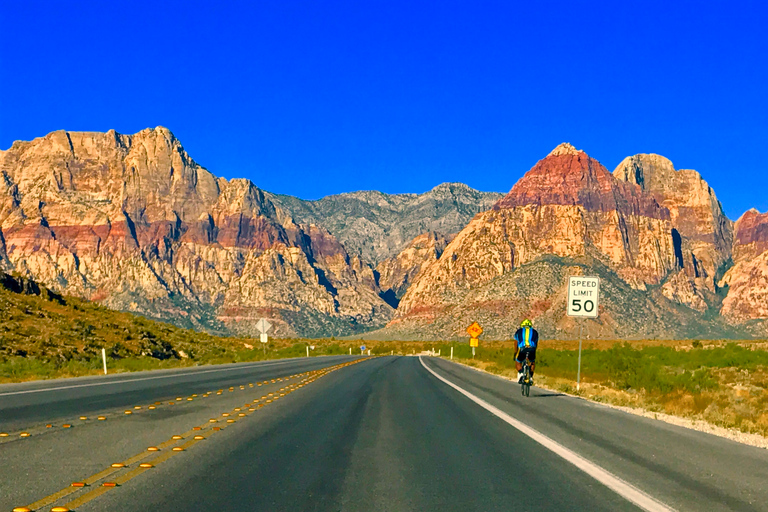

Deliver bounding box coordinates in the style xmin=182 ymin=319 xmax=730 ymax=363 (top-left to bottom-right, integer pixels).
xmin=3 ymin=274 xmax=767 ymax=439
xmin=0 ymin=273 xmax=356 ymax=383
xmin=434 ymin=340 xmax=768 ymax=438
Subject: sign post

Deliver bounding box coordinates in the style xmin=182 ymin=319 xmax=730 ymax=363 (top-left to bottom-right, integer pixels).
xmin=360 ymin=345 xmax=366 ymax=355
xmin=257 ymin=318 xmax=272 ymax=355
xmin=566 ymin=276 xmax=600 ymax=391
xmin=466 ymin=322 xmax=483 ymax=359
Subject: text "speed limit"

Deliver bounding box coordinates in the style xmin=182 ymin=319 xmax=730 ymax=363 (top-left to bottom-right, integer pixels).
xmin=567 ymin=276 xmax=600 ymax=318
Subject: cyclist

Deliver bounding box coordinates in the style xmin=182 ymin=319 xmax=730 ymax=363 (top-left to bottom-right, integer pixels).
xmin=514 ymin=319 xmax=538 ymax=384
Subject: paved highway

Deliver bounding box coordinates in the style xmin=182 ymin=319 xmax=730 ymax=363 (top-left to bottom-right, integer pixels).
xmin=1 ymin=356 xmax=766 ymax=511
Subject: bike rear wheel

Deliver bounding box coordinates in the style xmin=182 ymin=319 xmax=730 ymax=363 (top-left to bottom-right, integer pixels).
xmin=521 ymin=364 xmax=531 ymax=397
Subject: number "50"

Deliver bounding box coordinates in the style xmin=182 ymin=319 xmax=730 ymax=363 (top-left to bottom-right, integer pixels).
xmin=571 ymin=299 xmax=595 ymax=313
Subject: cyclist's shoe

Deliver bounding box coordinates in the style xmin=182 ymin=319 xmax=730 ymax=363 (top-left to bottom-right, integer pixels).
xmin=517 ymin=372 xmax=524 ymax=383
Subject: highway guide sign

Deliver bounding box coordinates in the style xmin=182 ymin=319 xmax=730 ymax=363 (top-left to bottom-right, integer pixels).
xmin=256 ymin=318 xmax=272 ymax=334
xmin=567 ymin=276 xmax=600 ymax=318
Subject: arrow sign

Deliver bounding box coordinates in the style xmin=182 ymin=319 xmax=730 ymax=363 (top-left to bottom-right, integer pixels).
xmin=256 ymin=318 xmax=272 ymax=334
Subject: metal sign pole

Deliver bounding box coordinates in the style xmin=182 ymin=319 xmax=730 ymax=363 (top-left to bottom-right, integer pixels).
xmin=576 ymin=320 xmax=583 ymax=392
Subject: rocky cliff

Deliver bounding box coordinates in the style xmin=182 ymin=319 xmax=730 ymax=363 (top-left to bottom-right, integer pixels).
xmin=613 ymin=154 xmax=733 ymax=311
xmin=268 ymin=183 xmax=501 ymax=264
xmin=375 ymin=231 xmax=453 ymax=305
xmin=0 ymin=128 xmax=392 ymax=337
xmin=5 ymin=129 xmax=766 ymax=341
xmin=389 ymin=144 xmax=743 ymax=340
xmin=719 ymin=210 xmax=768 ymax=325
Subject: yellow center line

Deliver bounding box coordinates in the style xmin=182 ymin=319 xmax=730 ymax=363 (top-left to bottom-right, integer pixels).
xmin=15 ymin=359 xmax=370 ymax=511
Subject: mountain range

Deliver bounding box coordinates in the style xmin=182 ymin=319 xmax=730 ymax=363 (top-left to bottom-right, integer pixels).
xmin=1 ymin=128 xmax=766 ymax=340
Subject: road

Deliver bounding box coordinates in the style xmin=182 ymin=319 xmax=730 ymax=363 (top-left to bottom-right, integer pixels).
xmin=1 ymin=355 xmax=766 ymax=511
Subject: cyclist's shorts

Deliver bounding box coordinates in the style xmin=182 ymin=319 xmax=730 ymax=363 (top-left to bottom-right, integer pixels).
xmin=516 ymin=347 xmax=536 ymax=363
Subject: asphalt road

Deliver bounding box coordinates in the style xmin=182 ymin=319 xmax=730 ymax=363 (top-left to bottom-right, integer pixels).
xmin=1 ymin=355 xmax=766 ymax=511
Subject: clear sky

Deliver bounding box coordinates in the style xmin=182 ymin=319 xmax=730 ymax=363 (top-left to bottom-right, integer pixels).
xmin=1 ymin=1 xmax=766 ymax=219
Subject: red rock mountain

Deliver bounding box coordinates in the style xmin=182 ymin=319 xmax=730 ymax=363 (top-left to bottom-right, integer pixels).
xmin=0 ymin=128 xmax=391 ymax=336
xmin=375 ymin=231 xmax=454 ymax=303
xmin=389 ymin=144 xmax=742 ymax=340
xmin=3 ymin=130 xmax=766 ymax=340
xmin=719 ymin=210 xmax=768 ymax=323
xmin=613 ymin=154 xmax=733 ymax=311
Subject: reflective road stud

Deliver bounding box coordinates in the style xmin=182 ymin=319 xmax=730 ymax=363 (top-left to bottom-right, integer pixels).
xmin=9 ymin=360 xmax=368 ymax=512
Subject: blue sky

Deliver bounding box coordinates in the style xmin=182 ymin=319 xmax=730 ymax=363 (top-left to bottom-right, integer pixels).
xmin=1 ymin=1 xmax=766 ymax=219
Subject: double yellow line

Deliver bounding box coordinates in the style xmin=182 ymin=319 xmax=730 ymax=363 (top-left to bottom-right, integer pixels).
xmin=13 ymin=358 xmax=368 ymax=512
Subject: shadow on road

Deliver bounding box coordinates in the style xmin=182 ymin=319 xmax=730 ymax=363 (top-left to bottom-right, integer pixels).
xmin=530 ymin=392 xmax=565 ymax=398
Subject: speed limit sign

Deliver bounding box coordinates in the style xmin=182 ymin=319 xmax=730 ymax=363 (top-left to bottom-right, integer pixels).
xmin=567 ymin=276 xmax=599 ymax=318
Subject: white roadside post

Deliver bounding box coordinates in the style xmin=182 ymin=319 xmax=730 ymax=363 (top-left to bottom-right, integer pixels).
xmin=306 ymin=346 xmax=309 ymax=357
xmin=349 ymin=347 xmax=352 ymax=355
xmin=451 ymin=346 xmax=454 ymax=360
xmin=102 ymin=348 xmax=107 ymax=375
xmin=566 ymin=276 xmax=600 ymax=392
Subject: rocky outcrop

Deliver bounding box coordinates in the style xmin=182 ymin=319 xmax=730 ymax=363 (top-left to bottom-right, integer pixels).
xmin=390 ymin=144 xmax=719 ymax=340
xmin=719 ymin=210 xmax=768 ymax=323
xmin=614 ymin=153 xmax=733 ymax=311
xmin=0 ymin=128 xmax=392 ymax=337
xmin=376 ymin=231 xmax=453 ymax=303
xmin=268 ymin=183 xmax=502 ymax=264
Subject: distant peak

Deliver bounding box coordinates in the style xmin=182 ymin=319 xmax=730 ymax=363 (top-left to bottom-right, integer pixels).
xmin=548 ymin=142 xmax=583 ymax=157
xmin=429 ymin=182 xmax=473 ymax=193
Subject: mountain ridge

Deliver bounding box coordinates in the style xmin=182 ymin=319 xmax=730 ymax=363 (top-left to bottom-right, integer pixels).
xmin=2 ymin=127 xmax=767 ymax=340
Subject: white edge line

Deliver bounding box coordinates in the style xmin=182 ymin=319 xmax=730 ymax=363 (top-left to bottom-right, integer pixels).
xmin=419 ymin=356 xmax=676 ymax=512
xmin=0 ymin=356 xmax=348 ymax=397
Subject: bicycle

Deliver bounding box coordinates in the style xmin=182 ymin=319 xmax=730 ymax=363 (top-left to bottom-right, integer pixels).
xmin=520 ymin=356 xmax=533 ymax=397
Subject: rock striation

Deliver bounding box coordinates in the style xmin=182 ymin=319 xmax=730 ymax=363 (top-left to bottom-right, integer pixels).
xmin=375 ymin=231 xmax=453 ymax=304
xmin=5 ymin=129 xmax=767 ymax=340
xmin=390 ymin=144 xmax=737 ymax=340
xmin=268 ymin=183 xmax=501 ymax=264
xmin=613 ymin=154 xmax=733 ymax=311
xmin=719 ymin=210 xmax=768 ymax=324
xmin=0 ymin=128 xmax=392 ymax=337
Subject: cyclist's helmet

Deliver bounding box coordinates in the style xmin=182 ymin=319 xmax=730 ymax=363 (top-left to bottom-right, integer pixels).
xmin=520 ymin=319 xmax=533 ymax=327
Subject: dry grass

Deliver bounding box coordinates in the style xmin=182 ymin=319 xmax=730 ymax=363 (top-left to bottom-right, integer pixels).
xmin=438 ymin=340 xmax=768 ymax=438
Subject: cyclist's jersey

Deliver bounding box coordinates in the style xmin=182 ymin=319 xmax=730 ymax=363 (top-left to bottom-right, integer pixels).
xmin=514 ymin=327 xmax=539 ymax=350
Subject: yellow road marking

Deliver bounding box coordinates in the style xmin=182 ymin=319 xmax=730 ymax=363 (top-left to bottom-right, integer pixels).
xmin=16 ymin=359 xmax=370 ymax=511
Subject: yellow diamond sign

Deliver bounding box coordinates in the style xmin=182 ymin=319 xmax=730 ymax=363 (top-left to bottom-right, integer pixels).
xmin=466 ymin=321 xmax=483 ymax=338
